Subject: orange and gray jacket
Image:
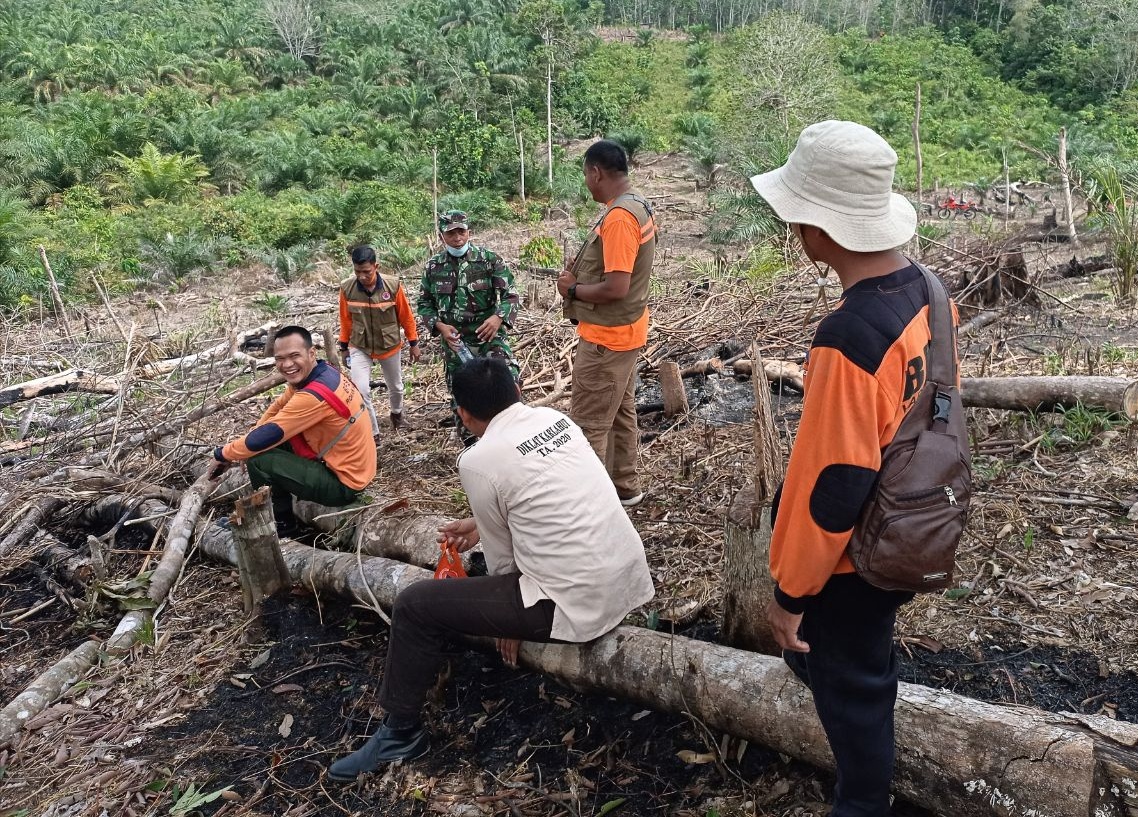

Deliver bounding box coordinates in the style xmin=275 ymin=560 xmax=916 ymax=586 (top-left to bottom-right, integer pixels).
xmin=564 ymin=191 xmax=656 ymax=326
xmin=215 ymin=361 xmax=377 ymax=491
xmin=769 ymin=264 xmax=959 ymax=612
xmin=338 ymin=272 xmax=416 ymax=356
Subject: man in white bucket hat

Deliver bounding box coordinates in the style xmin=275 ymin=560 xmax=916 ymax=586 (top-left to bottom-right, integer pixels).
xmin=752 ymin=121 xmax=948 ymax=816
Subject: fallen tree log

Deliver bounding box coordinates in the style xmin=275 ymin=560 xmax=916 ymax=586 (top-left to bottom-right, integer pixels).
xmin=193 ymin=527 xmax=1138 ymax=817
xmin=731 ymin=359 xmax=805 ymax=392
xmin=294 ymin=500 xmax=466 ymax=572
xmin=0 ymin=369 xmax=121 ymax=409
xmin=0 ymin=474 xmax=211 ymax=745
xmin=0 ymin=498 xmax=67 ymax=558
xmin=961 ymin=375 xmax=1138 ymax=420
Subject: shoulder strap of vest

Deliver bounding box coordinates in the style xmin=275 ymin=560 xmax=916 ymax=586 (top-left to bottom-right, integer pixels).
xmin=610 ymin=191 xmax=654 ymax=219
xmin=378 ymin=272 xmax=401 ymax=295
xmin=303 ymin=380 xmax=351 ymax=419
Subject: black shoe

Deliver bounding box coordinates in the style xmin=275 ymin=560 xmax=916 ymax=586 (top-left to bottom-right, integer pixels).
xmin=327 ymin=724 xmax=429 ymax=781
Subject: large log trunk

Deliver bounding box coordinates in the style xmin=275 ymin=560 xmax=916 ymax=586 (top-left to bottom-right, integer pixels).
xmin=294 ymin=500 xmax=466 ymax=571
xmin=193 ymin=526 xmax=1138 ymax=817
xmin=961 ymin=376 xmax=1138 ymax=419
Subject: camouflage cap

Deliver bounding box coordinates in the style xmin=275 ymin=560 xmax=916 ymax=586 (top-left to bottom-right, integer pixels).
xmin=438 ymin=210 xmax=471 ymax=232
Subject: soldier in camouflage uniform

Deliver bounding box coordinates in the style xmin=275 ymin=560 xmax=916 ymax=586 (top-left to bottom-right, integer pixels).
xmin=417 ymin=210 xmax=520 ymax=440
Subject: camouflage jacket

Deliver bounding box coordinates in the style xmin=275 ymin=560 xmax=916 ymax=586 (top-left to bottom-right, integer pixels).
xmin=417 ymin=245 xmax=519 ymax=336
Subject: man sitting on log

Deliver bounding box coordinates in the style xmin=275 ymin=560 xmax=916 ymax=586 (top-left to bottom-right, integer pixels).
xmin=208 ymin=325 xmax=377 ymax=536
xmin=327 ymin=357 xmax=654 ymax=780
xmin=750 ymin=121 xmax=930 ymax=817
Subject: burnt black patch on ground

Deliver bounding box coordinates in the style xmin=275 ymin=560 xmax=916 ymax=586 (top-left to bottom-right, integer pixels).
xmin=148 ymin=594 xmax=808 ymax=816
xmin=0 ymin=566 xmax=89 ymax=702
xmin=899 ymin=642 xmax=1138 ymax=721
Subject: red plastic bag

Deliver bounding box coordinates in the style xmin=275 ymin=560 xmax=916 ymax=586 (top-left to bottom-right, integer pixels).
xmin=434 ymin=544 xmax=467 ymax=579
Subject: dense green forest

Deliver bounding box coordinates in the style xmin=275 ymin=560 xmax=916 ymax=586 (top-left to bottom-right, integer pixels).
xmin=1 ymin=0 xmax=1136 ymax=309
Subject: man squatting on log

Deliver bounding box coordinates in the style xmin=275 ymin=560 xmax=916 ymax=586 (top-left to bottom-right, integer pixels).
xmin=558 ymin=139 xmax=657 ymax=508
xmin=207 ymin=325 xmax=377 ymax=536
xmin=327 ymin=357 xmax=655 ymax=780
xmin=753 ymin=121 xmax=956 ymax=817
xmin=338 ymin=244 xmax=421 ymax=437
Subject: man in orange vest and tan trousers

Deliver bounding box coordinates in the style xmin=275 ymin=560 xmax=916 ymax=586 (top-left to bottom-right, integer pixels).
xmin=338 ymin=245 xmax=421 ymax=438
xmin=557 ymin=140 xmax=656 ymax=508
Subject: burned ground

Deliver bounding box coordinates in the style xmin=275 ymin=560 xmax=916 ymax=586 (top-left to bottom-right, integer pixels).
xmin=2 ymin=152 xmax=1137 ymax=816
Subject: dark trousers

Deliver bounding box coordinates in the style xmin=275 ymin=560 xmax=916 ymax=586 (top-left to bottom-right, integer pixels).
xmin=246 ymin=446 xmax=361 ymax=520
xmin=785 ymin=573 xmax=912 ymax=817
xmin=378 ymin=573 xmax=555 ymax=722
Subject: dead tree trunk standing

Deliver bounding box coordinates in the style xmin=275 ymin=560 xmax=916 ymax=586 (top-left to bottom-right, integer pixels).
xmin=264 ymin=325 xmax=278 ymax=359
xmin=35 ymin=245 xmax=74 ymax=343
xmin=912 ymin=82 xmax=923 ymax=225
xmin=658 ymin=360 xmax=689 ymax=417
xmin=961 ymin=375 xmax=1138 ymax=419
xmin=188 ymin=529 xmax=1138 ymax=817
xmin=1058 ymin=126 xmax=1079 ymax=246
xmin=1003 ymin=146 xmax=1011 ymax=228
xmin=231 ymin=487 xmax=290 ymax=613
xmin=721 ymin=343 xmax=786 ymax=654
xmin=322 ymin=327 xmax=339 ymax=370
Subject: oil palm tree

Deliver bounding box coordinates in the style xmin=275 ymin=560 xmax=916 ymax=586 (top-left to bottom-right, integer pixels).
xmin=106 ymin=142 xmax=213 ymax=204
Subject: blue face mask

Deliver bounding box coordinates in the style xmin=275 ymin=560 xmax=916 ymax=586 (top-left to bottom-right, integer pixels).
xmin=445 ymin=242 xmax=469 ymax=257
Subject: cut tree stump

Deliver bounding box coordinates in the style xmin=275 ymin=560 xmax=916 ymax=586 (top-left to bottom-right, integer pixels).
xmin=231 ymin=487 xmax=290 ymax=613
xmin=721 ymin=343 xmax=785 ymax=655
xmin=658 ymin=360 xmax=689 ymax=417
xmin=190 ymin=527 xmax=1138 ymax=817
xmin=961 ymin=375 xmax=1138 ymax=420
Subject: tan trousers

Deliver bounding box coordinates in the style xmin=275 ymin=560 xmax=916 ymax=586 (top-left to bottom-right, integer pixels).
xmin=569 ymin=339 xmax=641 ymax=498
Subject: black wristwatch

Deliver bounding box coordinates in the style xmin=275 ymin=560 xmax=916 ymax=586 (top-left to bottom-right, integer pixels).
xmin=568 ymin=283 xmax=578 ymax=300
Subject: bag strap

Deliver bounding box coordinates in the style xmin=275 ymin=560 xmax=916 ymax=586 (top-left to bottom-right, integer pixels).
xmin=303 ymin=380 xmax=367 ymax=459
xmin=916 ymin=264 xmax=960 ymax=426
xmin=315 ymin=405 xmax=366 ymax=460
xmin=917 ymin=264 xmax=955 ymax=386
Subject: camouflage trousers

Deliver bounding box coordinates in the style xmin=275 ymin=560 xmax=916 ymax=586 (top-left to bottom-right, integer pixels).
xmin=443 ymin=330 xmax=520 ymax=442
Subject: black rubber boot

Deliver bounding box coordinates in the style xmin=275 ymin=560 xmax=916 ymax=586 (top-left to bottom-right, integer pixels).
xmin=327 ymin=724 xmax=429 ymax=781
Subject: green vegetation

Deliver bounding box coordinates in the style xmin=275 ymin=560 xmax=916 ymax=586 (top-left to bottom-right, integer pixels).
xmin=2 ymin=0 xmax=1137 ymax=309
xmin=519 ymin=235 xmax=564 ymax=268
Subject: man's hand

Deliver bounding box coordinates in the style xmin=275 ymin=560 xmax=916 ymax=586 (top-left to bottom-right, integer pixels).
xmin=435 ymin=321 xmax=460 ymax=350
xmin=475 ymin=315 xmax=503 ymax=343
xmin=765 ymin=599 xmax=810 ymax=653
xmin=496 ymin=637 xmax=521 ymax=667
xmin=556 ymin=270 xmax=577 ymax=299
xmin=408 ymin=343 xmax=422 ymax=363
xmin=437 ymin=517 xmax=480 ymax=553
xmin=205 ymin=459 xmax=232 ymax=481
xmin=340 ymin=349 xmax=351 ymax=368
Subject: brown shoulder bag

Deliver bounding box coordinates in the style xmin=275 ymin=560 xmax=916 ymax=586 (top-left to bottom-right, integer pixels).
xmin=846 ymin=266 xmax=972 ymax=593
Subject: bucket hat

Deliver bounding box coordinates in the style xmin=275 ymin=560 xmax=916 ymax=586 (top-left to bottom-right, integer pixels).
xmin=438 ymin=210 xmax=471 ymax=233
xmin=750 ymin=120 xmax=916 ymax=252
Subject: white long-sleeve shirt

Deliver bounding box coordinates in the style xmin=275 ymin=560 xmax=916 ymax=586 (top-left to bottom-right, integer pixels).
xmin=458 ymin=402 xmax=655 ymax=642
